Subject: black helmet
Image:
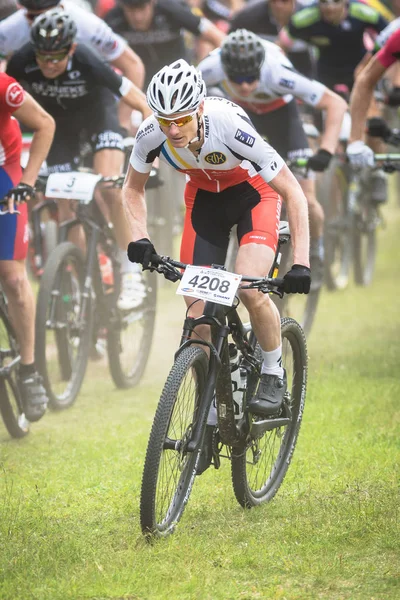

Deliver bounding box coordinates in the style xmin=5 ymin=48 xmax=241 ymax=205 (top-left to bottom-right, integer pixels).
xmin=30 ymin=8 xmax=77 ymax=52
xmin=19 ymin=0 xmax=59 ymax=9
xmin=221 ymin=29 xmax=265 ymax=79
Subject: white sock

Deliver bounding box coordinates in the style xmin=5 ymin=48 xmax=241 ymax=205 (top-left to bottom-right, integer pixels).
xmin=119 ymin=248 xmax=141 ymax=275
xmin=261 ymin=346 xmax=284 ymax=379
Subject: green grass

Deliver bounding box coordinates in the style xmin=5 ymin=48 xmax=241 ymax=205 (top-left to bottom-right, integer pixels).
xmin=1 ymin=199 xmax=399 ymax=600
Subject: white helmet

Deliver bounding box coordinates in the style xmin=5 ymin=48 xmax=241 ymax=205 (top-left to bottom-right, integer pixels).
xmin=147 ymin=59 xmax=206 ymax=116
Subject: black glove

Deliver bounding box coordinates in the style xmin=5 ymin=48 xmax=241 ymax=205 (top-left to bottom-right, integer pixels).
xmin=307 ymin=149 xmax=333 ymax=172
xmin=283 ymin=264 xmax=311 ymax=294
xmin=387 ymin=86 xmax=400 ymax=107
xmin=127 ymin=238 xmax=156 ymax=269
xmin=367 ymin=117 xmax=391 ymax=140
xmin=4 ymin=183 xmax=35 ymax=203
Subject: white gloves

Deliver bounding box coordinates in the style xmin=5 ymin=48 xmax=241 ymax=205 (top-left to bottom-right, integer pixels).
xmin=346 ymin=140 xmax=375 ymax=168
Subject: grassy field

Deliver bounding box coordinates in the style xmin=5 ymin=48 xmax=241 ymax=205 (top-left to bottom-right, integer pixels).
xmin=0 ymin=198 xmax=399 ymax=600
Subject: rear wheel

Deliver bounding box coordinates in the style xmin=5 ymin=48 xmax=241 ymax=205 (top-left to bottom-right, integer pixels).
xmin=231 ymin=318 xmax=307 ymax=508
xmin=107 ymin=270 xmax=157 ymax=388
xmin=140 ymin=346 xmax=208 ymax=537
xmin=0 ymin=301 xmax=29 ymax=438
xmin=35 ymin=242 xmax=92 ymax=409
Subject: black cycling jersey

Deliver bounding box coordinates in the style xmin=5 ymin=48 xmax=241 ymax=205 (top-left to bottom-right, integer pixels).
xmin=104 ymin=0 xmax=206 ymax=86
xmin=6 ymin=42 xmax=126 ymax=118
xmin=229 ymin=0 xmax=315 ymax=78
xmin=287 ymin=1 xmax=388 ymax=89
xmin=6 ymin=42 xmax=126 ymax=169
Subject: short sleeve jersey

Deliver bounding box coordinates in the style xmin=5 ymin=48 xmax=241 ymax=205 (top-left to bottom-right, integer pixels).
xmin=104 ymin=0 xmax=210 ymax=85
xmin=0 ymin=73 xmax=24 ymax=167
xmin=131 ymin=97 xmax=285 ymax=193
xmin=376 ymin=28 xmax=400 ymax=68
xmin=198 ymin=40 xmax=325 ymax=115
xmin=0 ymin=0 xmax=126 ymax=60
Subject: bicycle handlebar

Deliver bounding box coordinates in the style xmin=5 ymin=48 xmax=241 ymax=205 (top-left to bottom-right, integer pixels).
xmin=146 ymin=253 xmax=285 ymax=294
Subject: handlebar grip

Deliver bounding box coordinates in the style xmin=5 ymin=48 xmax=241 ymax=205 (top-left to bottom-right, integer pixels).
xmin=272 ymin=278 xmax=285 ymax=289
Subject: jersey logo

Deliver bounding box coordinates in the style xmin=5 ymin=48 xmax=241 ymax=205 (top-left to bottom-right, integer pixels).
xmin=204 ymin=151 xmax=227 ymax=165
xmin=279 ymin=78 xmax=295 ymax=90
xmin=68 ymin=70 xmax=81 ymax=80
xmin=6 ymin=82 xmax=24 ymax=109
xmin=235 ymin=129 xmax=255 ymax=147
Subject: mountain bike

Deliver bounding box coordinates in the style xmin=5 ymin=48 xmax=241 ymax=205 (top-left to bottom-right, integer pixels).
xmin=140 ymin=230 xmax=308 ymax=537
xmin=35 ymin=172 xmax=157 ymax=410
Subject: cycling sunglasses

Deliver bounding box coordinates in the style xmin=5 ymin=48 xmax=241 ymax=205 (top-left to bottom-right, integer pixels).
xmin=229 ymin=73 xmax=259 ymax=84
xmin=155 ymin=110 xmax=197 ymax=128
xmin=319 ymin=0 xmax=344 ymax=4
xmin=35 ymin=49 xmax=70 ymax=64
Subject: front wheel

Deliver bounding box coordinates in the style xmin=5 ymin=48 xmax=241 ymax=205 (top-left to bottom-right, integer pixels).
xmin=140 ymin=346 xmax=208 ymax=537
xmin=35 ymin=242 xmax=92 ymax=410
xmin=231 ymin=318 xmax=307 ymax=508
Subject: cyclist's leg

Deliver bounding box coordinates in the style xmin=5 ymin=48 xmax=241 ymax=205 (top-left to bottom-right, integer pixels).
xmin=234 ymin=176 xmax=286 ymax=416
xmin=180 ymin=181 xmax=231 ymax=344
xmin=46 ymin=120 xmax=86 ymax=251
xmin=0 ymin=164 xmax=47 ymax=421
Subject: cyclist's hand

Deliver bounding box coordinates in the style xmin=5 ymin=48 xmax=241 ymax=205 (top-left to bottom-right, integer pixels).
xmin=387 ymin=86 xmax=400 ymax=107
xmin=4 ymin=183 xmax=35 ymax=213
xmin=307 ymin=149 xmax=333 ymax=172
xmin=283 ymin=264 xmax=311 ymax=294
xmin=367 ymin=117 xmax=392 ymax=140
xmin=346 ymin=141 xmax=375 ymax=168
xmin=127 ymin=238 xmax=156 ymax=269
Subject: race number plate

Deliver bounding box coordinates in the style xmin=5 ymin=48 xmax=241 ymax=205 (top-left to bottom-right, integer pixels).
xmin=45 ymin=172 xmax=102 ymax=203
xmin=176 ymin=265 xmax=242 ymax=306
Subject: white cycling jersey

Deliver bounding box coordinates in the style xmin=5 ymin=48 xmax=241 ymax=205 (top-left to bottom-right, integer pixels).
xmin=0 ymin=0 xmax=126 ymax=60
xmin=198 ymin=39 xmax=325 ymax=115
xmin=131 ymin=97 xmax=285 ymax=193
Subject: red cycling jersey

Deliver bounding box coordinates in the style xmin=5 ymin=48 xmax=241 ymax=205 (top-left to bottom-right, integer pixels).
xmin=0 ymin=73 xmax=24 ymax=169
xmin=376 ymin=28 xmax=400 ymax=69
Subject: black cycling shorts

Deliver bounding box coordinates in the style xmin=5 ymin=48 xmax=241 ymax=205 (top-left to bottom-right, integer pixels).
xmin=46 ymin=89 xmax=125 ymax=173
xmin=181 ymin=175 xmax=281 ymax=267
xmin=247 ymin=99 xmax=312 ymax=162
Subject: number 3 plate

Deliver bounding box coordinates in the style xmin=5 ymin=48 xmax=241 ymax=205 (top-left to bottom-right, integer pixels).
xmin=176 ymin=265 xmax=242 ymax=306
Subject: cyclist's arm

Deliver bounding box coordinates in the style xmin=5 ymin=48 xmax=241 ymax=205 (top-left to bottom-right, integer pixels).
xmin=315 ymin=90 xmax=348 ymax=154
xmin=122 ymin=165 xmax=151 ymax=241
xmin=223 ymin=109 xmax=309 ymax=267
xmin=268 ymin=165 xmax=310 ymax=268
xmin=120 ymin=83 xmax=152 ymax=119
xmin=269 ymin=65 xmax=347 ymax=153
xmin=163 ymin=0 xmax=225 ymax=48
xmin=111 ymin=46 xmax=145 ymax=91
xmin=13 ymin=91 xmax=55 ymax=188
xmin=84 ymin=46 xmax=150 ymax=117
xmin=349 ymin=53 xmax=389 ymax=142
